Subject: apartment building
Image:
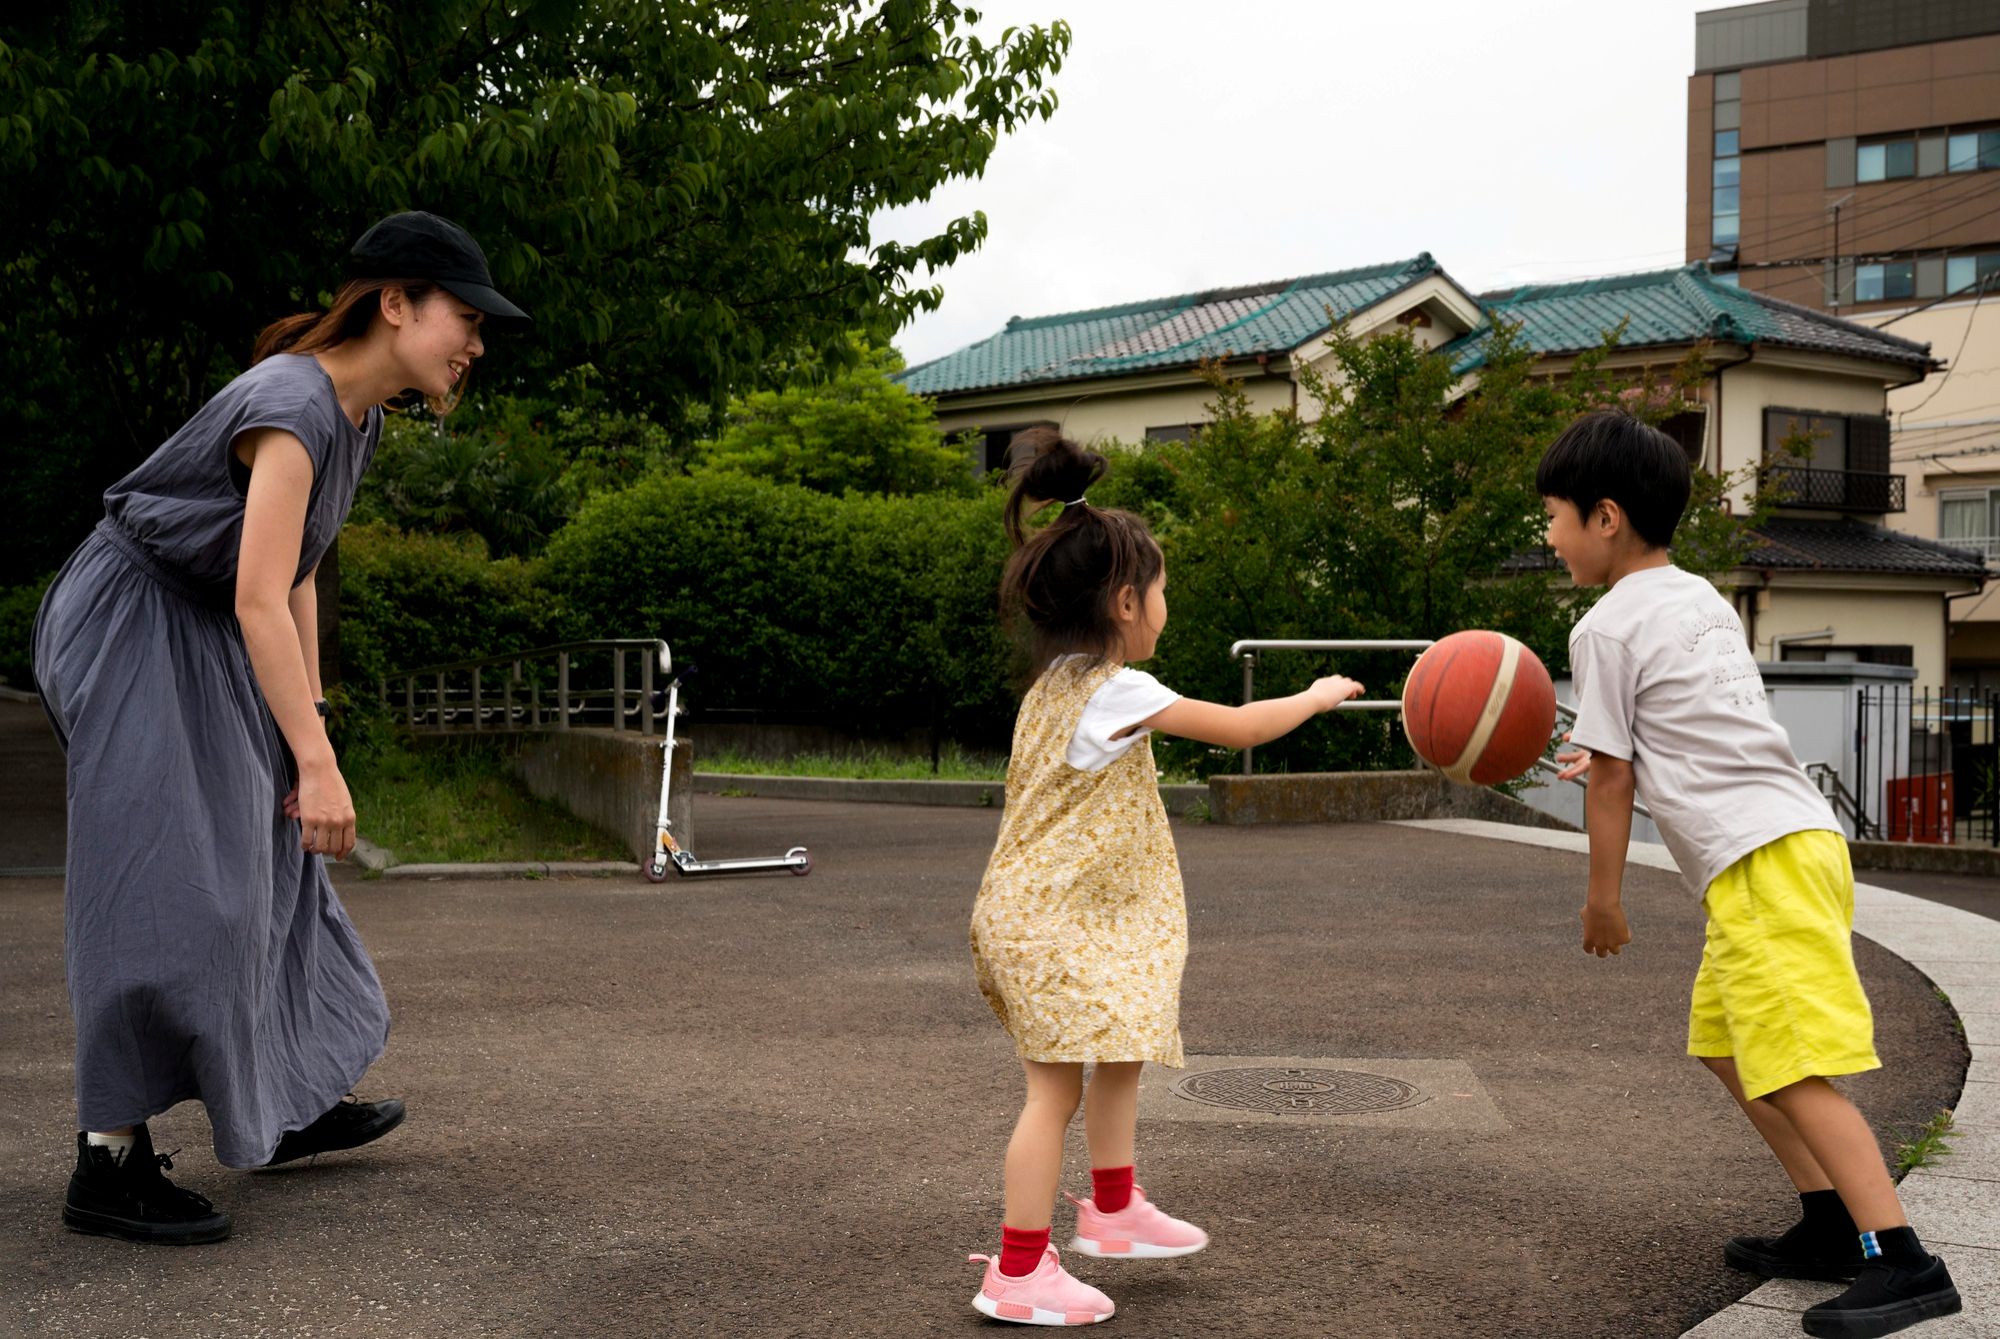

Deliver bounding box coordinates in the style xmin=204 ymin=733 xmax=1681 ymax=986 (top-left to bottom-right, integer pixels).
xmin=1689 ymin=0 xmax=2000 ymax=687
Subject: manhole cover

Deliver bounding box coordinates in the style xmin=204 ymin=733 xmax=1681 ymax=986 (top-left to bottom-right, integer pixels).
xmin=1171 ymin=1067 xmax=1426 ymax=1115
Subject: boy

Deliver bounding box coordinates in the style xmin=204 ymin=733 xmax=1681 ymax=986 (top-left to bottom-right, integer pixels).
xmin=1537 ymin=411 xmax=1961 ymax=1339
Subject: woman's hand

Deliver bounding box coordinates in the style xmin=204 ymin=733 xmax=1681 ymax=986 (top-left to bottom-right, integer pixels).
xmin=295 ymin=759 xmax=356 ymax=860
xmin=1309 ymin=675 xmax=1366 ymax=711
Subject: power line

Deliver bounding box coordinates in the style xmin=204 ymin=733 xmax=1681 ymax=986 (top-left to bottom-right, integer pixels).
xmin=1732 ymin=171 xmax=2000 ymax=260
xmin=1897 ymin=274 xmax=1991 ymax=421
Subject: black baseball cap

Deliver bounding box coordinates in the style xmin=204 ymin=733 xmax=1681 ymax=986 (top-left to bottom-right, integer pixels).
xmin=349 ymin=211 xmax=531 ymax=322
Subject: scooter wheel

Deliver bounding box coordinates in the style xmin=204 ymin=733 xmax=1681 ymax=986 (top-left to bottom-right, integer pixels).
xmin=787 ymin=846 xmax=812 ymax=876
xmin=643 ymin=857 xmax=672 ymax=884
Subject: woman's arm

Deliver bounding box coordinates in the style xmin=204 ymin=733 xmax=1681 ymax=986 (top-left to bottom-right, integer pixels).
xmin=289 ymin=564 xmax=322 ymax=702
xmin=1136 ymin=675 xmax=1364 ymax=751
xmin=236 ymin=429 xmax=354 ymax=858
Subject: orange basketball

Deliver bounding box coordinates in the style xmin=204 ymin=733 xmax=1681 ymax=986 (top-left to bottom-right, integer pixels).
xmin=1400 ymin=631 xmax=1558 ymax=785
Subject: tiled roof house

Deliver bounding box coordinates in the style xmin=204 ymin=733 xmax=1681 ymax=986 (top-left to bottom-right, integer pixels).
xmin=902 ymin=256 xmax=1982 ymax=685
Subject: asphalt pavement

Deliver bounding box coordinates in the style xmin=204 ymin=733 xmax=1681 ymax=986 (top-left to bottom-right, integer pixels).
xmin=0 ymin=774 xmax=1971 ymax=1338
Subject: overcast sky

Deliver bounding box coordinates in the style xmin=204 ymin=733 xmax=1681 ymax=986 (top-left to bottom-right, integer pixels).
xmin=875 ymin=0 xmax=1714 ymax=367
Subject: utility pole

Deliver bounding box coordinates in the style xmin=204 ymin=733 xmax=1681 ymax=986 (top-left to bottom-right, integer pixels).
xmin=1827 ymin=192 xmax=1855 ymax=312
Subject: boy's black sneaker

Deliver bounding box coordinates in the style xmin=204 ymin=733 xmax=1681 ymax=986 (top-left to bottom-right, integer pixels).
xmin=1724 ymin=1231 xmax=1862 ymax=1282
xmin=263 ymin=1094 xmax=406 ymax=1166
xmin=62 ymin=1126 xmax=232 ymax=1245
xmin=1801 ymin=1254 xmax=1961 ymax=1339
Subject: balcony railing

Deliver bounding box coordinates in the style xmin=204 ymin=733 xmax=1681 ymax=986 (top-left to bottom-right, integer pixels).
xmin=1761 ymin=465 xmax=1905 ymax=514
xmin=1942 ymin=535 xmax=2000 ymax=569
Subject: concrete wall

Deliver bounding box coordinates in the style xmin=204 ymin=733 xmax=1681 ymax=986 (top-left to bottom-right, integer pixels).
xmin=1207 ymin=770 xmax=1577 ymax=830
xmin=1747 ymin=580 xmax=1951 ymax=687
xmin=509 ymin=727 xmax=692 ymax=864
xmin=934 ymin=374 xmax=1295 ymax=450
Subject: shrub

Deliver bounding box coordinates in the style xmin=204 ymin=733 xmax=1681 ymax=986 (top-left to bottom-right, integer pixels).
xmin=0 ymin=572 xmax=55 ymax=691
xmin=336 ymin=522 xmax=561 ymax=696
xmin=541 ymin=473 xmax=1015 ymax=745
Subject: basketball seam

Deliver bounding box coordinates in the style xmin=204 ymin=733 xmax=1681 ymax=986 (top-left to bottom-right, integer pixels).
xmin=1443 ymin=637 xmax=1520 ymax=785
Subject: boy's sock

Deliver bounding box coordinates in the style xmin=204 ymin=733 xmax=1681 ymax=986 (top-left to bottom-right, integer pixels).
xmin=998 ymin=1225 xmax=1050 ymax=1278
xmin=1091 ymin=1165 xmax=1134 ymax=1214
xmin=1860 ymin=1224 xmax=1928 ymax=1265
xmin=1790 ymin=1188 xmax=1857 ymax=1244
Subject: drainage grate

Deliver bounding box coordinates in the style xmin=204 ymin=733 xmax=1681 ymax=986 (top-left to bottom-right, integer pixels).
xmin=1170 ymin=1066 xmax=1426 ymax=1116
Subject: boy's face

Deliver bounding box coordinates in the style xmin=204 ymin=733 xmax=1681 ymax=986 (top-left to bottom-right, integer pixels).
xmin=1542 ymin=495 xmax=1615 ymax=587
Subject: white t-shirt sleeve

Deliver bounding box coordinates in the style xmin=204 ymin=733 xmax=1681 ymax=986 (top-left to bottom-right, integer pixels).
xmin=1567 ymin=630 xmax=1639 ymax=762
xmin=1066 ymin=667 xmax=1182 ymax=771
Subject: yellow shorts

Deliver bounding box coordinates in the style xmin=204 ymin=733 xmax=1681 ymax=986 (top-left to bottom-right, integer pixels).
xmin=1687 ymin=829 xmax=1880 ymax=1102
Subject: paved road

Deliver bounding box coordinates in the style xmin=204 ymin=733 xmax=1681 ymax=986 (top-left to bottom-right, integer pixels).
xmin=0 ymin=791 xmax=1968 ymax=1339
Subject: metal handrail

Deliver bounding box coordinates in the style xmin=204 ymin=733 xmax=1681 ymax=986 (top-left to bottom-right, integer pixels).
xmin=1229 ymin=639 xmax=1651 ymax=819
xmin=379 ymin=638 xmax=671 ymax=736
xmin=1230 ymin=639 xmax=1435 ymax=774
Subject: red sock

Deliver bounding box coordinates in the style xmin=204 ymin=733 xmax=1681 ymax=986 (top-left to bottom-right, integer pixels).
xmin=999 ymin=1225 xmax=1050 ymax=1278
xmin=1092 ymin=1165 xmax=1135 ymax=1214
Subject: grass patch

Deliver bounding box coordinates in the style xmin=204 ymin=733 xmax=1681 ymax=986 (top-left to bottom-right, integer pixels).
xmin=1892 ymin=1109 xmax=1959 ymax=1175
xmin=697 ymin=744 xmax=1008 ymax=781
xmin=696 ymin=744 xmax=1199 ymax=785
xmin=344 ymin=735 xmax=626 ymax=865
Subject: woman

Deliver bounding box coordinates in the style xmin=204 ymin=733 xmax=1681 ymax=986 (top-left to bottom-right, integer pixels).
xmin=32 ymin=211 xmax=528 ymax=1244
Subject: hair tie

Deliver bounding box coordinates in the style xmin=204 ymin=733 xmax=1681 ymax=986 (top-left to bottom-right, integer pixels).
xmin=1064 ymin=496 xmax=1088 ymax=508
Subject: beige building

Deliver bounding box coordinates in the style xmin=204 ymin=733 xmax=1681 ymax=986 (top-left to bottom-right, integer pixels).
xmin=900 ymin=255 xmax=1984 ymax=689
xmin=1687 ymin=0 xmax=2000 ymax=691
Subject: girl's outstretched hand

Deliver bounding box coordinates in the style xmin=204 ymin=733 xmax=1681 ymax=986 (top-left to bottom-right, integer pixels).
xmin=1309 ymin=675 xmax=1366 ymax=711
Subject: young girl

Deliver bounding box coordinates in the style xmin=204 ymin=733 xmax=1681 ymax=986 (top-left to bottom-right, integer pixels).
xmin=33 ymin=211 xmax=525 ymax=1244
xmin=967 ymin=430 xmax=1363 ymax=1325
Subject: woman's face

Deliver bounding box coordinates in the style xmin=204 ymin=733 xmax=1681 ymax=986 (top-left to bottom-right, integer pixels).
xmin=390 ymin=289 xmax=485 ymax=398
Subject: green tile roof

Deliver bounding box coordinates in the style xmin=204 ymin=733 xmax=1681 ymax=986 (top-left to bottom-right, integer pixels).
xmin=1443 ymin=265 xmax=1936 ymax=375
xmin=896 ymin=254 xmax=1446 ymax=397
xmin=900 ymin=259 xmax=1936 ymax=400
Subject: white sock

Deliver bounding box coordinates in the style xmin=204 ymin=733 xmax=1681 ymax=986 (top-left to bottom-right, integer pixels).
xmin=86 ymin=1132 xmax=136 ymax=1166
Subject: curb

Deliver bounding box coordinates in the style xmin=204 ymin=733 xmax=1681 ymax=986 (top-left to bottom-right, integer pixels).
xmin=1390 ymin=819 xmax=1999 ymax=1339
xmin=377 ymin=860 xmax=639 ymax=881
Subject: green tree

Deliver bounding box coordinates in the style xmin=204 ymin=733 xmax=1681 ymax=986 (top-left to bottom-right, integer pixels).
xmin=0 ymin=2 xmax=1070 ymax=575
xmin=691 ymin=338 xmax=976 ymax=495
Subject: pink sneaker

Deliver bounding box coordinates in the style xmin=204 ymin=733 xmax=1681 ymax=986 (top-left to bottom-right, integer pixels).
xmin=1067 ymin=1186 xmax=1209 ymax=1259
xmin=968 ymin=1246 xmax=1116 ymax=1326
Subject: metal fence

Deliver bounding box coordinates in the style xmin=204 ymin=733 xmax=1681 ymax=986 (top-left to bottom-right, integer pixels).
xmin=1849 ymin=684 xmax=2000 ymax=845
xmin=378 ymin=639 xmax=672 ymax=736
xmin=1230 ymin=639 xmax=1434 ymax=775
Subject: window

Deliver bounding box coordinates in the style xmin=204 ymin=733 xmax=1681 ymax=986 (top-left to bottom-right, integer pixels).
xmin=1765 ymin=410 xmax=1848 ymax=471
xmin=1709 ymin=83 xmax=1741 ymax=258
xmin=1946 ymin=252 xmax=2000 ymax=295
xmin=1857 ymin=139 xmax=1916 ymax=182
xmin=1762 ymin=411 xmax=1900 ymax=512
xmin=1714 ymin=184 xmax=1740 ymax=213
xmin=1854 ymin=261 xmax=1915 ymax=302
xmin=976 ymin=422 xmax=1056 ymax=475
xmin=1715 ymin=129 xmax=1739 ymax=157
xmin=1712 ymin=272 xmax=1741 ymax=288
xmin=1714 ymin=71 xmax=1740 ymax=101
xmin=1940 ymin=488 xmax=2000 ymax=565
xmin=1713 ymin=212 xmax=1740 ymax=245
xmin=1947 ymin=127 xmax=2000 ymax=173
xmin=1659 ymin=408 xmax=1709 ymax=465
xmin=1713 ymin=157 xmax=1739 ymax=188
xmin=1144 ymin=424 xmax=1202 ymax=443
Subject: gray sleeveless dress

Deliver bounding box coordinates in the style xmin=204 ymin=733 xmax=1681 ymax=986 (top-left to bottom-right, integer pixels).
xmin=31 ymin=352 xmax=393 ymax=1168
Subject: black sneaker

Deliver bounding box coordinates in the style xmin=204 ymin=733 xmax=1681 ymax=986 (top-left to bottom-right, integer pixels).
xmin=1725 ymin=1231 xmax=1862 ymax=1282
xmin=264 ymin=1095 xmax=406 ymax=1166
xmin=1801 ymin=1254 xmax=1961 ymax=1339
xmin=62 ymin=1126 xmax=232 ymax=1245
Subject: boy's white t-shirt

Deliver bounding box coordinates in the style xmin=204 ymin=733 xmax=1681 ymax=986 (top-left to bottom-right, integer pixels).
xmin=1567 ymin=564 xmax=1838 ymax=896
xmin=1057 ymin=658 xmax=1181 ymax=771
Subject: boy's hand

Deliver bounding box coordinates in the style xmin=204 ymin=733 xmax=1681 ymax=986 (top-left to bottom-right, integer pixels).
xmin=1309 ymin=675 xmax=1365 ymax=711
xmin=1555 ymin=731 xmax=1591 ymax=781
xmin=1580 ymin=901 xmax=1631 ymax=957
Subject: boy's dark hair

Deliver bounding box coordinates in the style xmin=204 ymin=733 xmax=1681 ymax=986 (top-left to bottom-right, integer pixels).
xmin=1536 ymin=410 xmax=1693 ymax=548
xmin=1000 ymin=428 xmax=1164 ymax=672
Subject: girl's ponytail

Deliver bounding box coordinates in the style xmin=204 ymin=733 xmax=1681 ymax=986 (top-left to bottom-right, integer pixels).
xmin=1005 ymin=427 xmax=1107 ymax=547
xmin=999 ymin=429 xmax=1163 ymax=673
